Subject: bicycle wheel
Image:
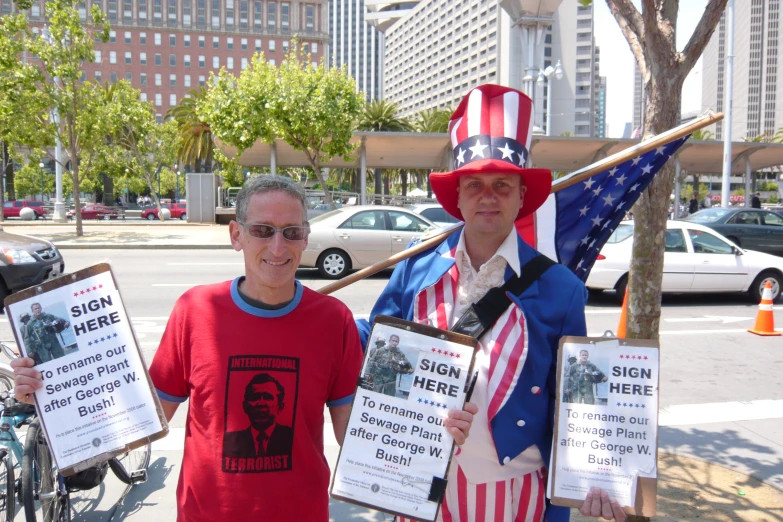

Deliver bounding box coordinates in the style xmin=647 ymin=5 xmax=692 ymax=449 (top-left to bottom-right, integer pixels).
xmin=0 ymin=449 xmax=14 ymax=522
xmin=22 ymin=421 xmax=69 ymax=522
xmin=108 ymin=443 xmax=151 ymax=485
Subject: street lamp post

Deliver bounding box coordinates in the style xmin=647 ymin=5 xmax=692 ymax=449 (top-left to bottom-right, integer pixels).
xmin=39 ymin=162 xmax=44 ymax=201
xmin=176 ymin=170 xmax=181 ymax=202
xmin=41 ymin=26 xmax=66 ymax=222
xmin=537 ymin=59 xmax=564 ymax=136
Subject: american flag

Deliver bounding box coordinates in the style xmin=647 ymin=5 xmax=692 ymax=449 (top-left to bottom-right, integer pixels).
xmin=516 ymin=135 xmax=691 ymax=281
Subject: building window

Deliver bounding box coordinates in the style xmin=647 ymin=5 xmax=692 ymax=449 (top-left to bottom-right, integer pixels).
xmin=269 ymin=58 xmax=275 ymax=66
xmin=183 ymin=0 xmax=192 ymax=25
xmin=213 ymin=56 xmax=219 ymax=68
xmin=123 ymin=0 xmax=132 ymax=20
xmin=94 ymin=50 xmax=102 ymax=63
xmin=168 ymin=0 xmax=177 ymax=25
xmin=199 ymin=75 xmax=206 ymax=86
xmin=124 ymin=31 xmax=131 ymax=44
xmin=311 ymin=42 xmax=317 ymax=54
xmin=108 ymin=0 xmax=117 ymax=20
xmin=110 ymin=71 xmax=117 ymax=83
xmin=269 ymin=40 xmax=275 ymax=52
xmin=197 ymin=0 xmax=206 ymax=25
xmin=267 ymin=2 xmax=276 ymax=32
xmin=241 ymin=38 xmax=248 ymax=50
xmin=140 ymin=52 xmax=147 ymax=65
xmin=109 ymin=51 xmax=117 ymax=64
xmin=138 ymin=0 xmax=147 ymax=20
xmin=95 ymin=71 xmax=102 ymax=83
xmin=76 ymin=2 xmax=85 ymax=19
xmin=184 ymin=74 xmax=191 ymax=87
xmin=170 ymin=74 xmax=177 ymax=86
xmin=305 ymin=4 xmax=314 ymax=33
xmin=155 ymin=53 xmax=162 ymax=65
xmin=199 ymin=35 xmax=205 ymax=48
xmin=156 ymin=114 xmax=163 ymax=124
xmin=227 ymin=37 xmax=234 ymax=50
xmin=155 ymin=94 xmax=162 ymax=106
xmin=227 ymin=57 xmax=234 ymax=69
xmin=184 ymin=54 xmax=191 ymax=67
xmin=80 ymin=70 xmax=86 ymax=82
xmin=226 ymin=0 xmax=234 ymax=29
xmin=125 ymin=71 xmax=132 ymax=82
xmin=153 ymin=0 xmax=162 ymax=22
xmin=240 ymin=0 xmax=248 ymax=29
xmin=241 ymin=57 xmax=248 ymax=69
xmin=213 ymin=36 xmax=219 ymax=48
xmin=253 ymin=1 xmax=262 ymax=30
xmin=125 ymin=51 xmax=132 ymax=65
xmin=255 ymin=39 xmax=261 ymax=52
xmin=140 ymin=93 xmax=147 ymax=102
xmin=109 ymin=31 xmax=117 ymax=43
xmin=140 ymin=32 xmax=147 ymax=45
xmin=155 ymin=33 xmax=162 ymax=46
xmin=155 ymin=73 xmax=162 ymax=86
xmin=282 ymin=40 xmax=288 ymax=53
xmin=212 ymin=0 xmax=220 ymax=28
xmin=199 ymin=55 xmax=205 ymax=67
xmin=141 ymin=73 xmax=147 ymax=86
xmin=170 ymin=34 xmax=176 ymax=46
xmin=281 ymin=2 xmax=289 ymax=32
xmin=169 ymin=54 xmax=176 ymax=66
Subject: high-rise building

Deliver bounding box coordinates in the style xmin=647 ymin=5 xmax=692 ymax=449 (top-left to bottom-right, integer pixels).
xmin=702 ymin=1 xmax=782 ymax=140
xmin=632 ymin=62 xmax=643 ymax=134
xmin=595 ymin=75 xmax=606 ymax=137
xmin=379 ymin=0 xmax=603 ymax=136
xmin=13 ymin=0 xmax=330 ymax=121
xmin=329 ymin=0 xmax=383 ymax=100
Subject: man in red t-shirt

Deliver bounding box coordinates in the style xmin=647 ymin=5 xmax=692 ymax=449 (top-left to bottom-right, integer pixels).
xmin=12 ymin=175 xmax=477 ymax=522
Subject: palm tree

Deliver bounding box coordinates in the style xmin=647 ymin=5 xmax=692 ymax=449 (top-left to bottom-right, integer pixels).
xmin=413 ymin=107 xmax=451 ymax=134
xmin=166 ymin=88 xmax=215 ymax=173
xmin=358 ymin=100 xmax=412 ymax=199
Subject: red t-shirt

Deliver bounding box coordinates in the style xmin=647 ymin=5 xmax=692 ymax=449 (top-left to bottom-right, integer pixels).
xmin=150 ymin=279 xmax=362 ymax=522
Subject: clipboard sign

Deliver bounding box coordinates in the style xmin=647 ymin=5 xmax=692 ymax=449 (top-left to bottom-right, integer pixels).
xmin=330 ymin=315 xmax=479 ymax=522
xmin=4 ymin=263 xmax=169 ymax=477
xmin=548 ymin=336 xmax=660 ymax=517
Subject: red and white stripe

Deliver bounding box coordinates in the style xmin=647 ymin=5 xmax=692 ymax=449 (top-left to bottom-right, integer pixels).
xmin=397 ymin=467 xmax=546 ymax=522
xmin=515 ymin=194 xmax=558 ymax=262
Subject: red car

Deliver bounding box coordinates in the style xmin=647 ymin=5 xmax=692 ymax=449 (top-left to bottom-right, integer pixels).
xmin=66 ymin=204 xmax=119 ymax=220
xmin=3 ymin=201 xmax=48 ymax=219
xmin=141 ymin=203 xmax=187 ymax=220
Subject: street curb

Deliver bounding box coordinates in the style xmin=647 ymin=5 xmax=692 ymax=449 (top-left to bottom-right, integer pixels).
xmin=53 ymin=243 xmax=233 ymax=250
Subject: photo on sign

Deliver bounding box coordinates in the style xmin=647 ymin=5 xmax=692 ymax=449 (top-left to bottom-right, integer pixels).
xmin=562 ymin=347 xmax=609 ymax=406
xmin=360 ymin=332 xmax=421 ymax=401
xmin=222 ymin=358 xmax=300 ymax=473
xmin=15 ymin=300 xmax=78 ymax=364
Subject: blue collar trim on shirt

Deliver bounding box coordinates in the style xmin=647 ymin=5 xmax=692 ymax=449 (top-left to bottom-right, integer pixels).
xmin=230 ymin=277 xmax=304 ymax=318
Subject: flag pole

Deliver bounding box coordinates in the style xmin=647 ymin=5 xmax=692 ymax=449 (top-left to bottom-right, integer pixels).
xmin=317 ymin=112 xmax=724 ymax=296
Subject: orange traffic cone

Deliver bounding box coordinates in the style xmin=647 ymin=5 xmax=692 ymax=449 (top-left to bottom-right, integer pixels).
xmin=748 ymin=281 xmax=781 ymax=336
xmin=617 ymin=288 xmax=628 ymax=338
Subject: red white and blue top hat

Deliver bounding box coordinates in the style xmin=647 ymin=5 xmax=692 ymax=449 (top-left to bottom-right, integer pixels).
xmin=430 ymin=84 xmax=552 ymax=221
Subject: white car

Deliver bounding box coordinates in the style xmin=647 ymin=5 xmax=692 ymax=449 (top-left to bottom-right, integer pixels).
xmin=300 ymin=205 xmax=437 ymax=278
xmin=586 ymin=221 xmax=783 ymax=302
xmin=407 ymin=203 xmax=462 ymax=227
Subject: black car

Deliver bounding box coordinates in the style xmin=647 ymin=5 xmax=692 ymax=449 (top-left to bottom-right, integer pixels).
xmin=0 ymin=231 xmax=64 ymax=311
xmin=682 ymin=208 xmax=783 ymax=256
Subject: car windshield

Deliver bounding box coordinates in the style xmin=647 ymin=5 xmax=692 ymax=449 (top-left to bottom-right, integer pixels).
xmin=683 ymin=208 xmax=733 ymax=223
xmin=309 ymin=209 xmax=345 ymax=223
xmin=606 ymin=224 xmax=633 ymax=243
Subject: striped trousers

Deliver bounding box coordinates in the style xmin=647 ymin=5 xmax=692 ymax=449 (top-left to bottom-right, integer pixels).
xmin=397 ymin=464 xmax=546 ymax=522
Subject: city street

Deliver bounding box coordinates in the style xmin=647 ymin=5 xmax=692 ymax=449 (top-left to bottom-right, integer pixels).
xmin=1 ymin=249 xmax=781 ymax=521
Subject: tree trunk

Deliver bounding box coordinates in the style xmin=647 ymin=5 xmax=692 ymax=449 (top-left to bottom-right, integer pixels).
xmin=427 ymin=172 xmax=433 ymax=198
xmin=4 ymin=143 xmax=15 ymax=202
xmin=625 ymin=78 xmax=684 ymax=344
xmin=195 ymin=158 xmax=202 ymax=173
xmin=70 ymin=148 xmax=83 ymax=237
xmin=692 ymin=172 xmax=700 ymax=202
xmin=374 ymin=167 xmax=383 ymax=201
xmin=311 ymin=160 xmax=336 ymax=208
xmin=401 ymin=170 xmax=408 ymax=197
xmin=383 ymin=174 xmax=390 ymax=197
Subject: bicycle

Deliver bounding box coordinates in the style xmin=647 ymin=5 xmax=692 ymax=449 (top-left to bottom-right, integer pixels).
xmin=0 ymin=342 xmax=153 ymax=522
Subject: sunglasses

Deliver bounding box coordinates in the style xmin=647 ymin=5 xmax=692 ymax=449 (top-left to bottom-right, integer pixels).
xmin=237 ymin=221 xmax=310 ymax=241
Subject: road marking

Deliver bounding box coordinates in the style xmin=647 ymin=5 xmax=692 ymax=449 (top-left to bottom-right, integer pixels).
xmin=153 ymin=399 xmax=783 ymax=452
xmin=664 ymin=315 xmax=753 ymax=324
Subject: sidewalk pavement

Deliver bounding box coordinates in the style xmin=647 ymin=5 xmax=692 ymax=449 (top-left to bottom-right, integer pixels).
xmin=3 ymin=221 xmax=782 ymax=520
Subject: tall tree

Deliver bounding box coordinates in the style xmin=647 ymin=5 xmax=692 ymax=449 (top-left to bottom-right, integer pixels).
xmin=0 ymin=0 xmax=110 ymax=235
xmin=599 ymin=0 xmax=728 ymax=343
xmin=167 ymin=87 xmax=215 ymax=173
xmin=412 ymin=107 xmax=451 ymax=197
xmin=358 ymin=99 xmax=411 ymax=199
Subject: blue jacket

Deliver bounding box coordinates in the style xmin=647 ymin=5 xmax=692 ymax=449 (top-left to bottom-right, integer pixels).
xmin=357 ymin=229 xmax=587 ymax=522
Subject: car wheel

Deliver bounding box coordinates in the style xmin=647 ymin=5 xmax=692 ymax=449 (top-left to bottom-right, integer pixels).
xmin=146 ymin=214 xmax=156 ymax=220
xmin=317 ymin=249 xmax=351 ymax=279
xmin=726 ymin=236 xmax=741 ymax=248
xmin=750 ymin=270 xmax=782 ymax=303
xmin=614 ymin=274 xmax=628 ymax=304
xmin=0 ymin=278 xmax=8 ymax=313
xmin=180 ymin=213 xmax=187 ymax=220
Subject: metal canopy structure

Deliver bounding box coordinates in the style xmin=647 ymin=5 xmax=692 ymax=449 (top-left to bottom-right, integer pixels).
xmin=223 ymin=132 xmax=783 ymax=175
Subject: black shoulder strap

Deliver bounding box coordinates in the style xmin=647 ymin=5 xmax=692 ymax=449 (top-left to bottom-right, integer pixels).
xmin=450 ymin=254 xmax=556 ymax=339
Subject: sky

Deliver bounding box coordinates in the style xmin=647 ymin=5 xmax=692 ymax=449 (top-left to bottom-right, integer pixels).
xmin=593 ymin=0 xmax=711 ymax=137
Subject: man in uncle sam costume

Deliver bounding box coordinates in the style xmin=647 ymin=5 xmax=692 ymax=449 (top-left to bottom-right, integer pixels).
xmin=357 ymin=84 xmax=625 ymax=522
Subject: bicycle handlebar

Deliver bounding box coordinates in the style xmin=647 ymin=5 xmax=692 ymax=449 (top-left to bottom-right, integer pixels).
xmin=0 ymin=342 xmax=20 ymax=360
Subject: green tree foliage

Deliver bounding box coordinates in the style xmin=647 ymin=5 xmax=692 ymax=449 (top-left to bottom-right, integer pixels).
xmin=13 ymin=157 xmax=55 ymax=199
xmin=0 ymin=0 xmax=110 ymax=235
xmin=413 ymin=108 xmax=451 ymax=134
xmin=358 ymin=99 xmax=410 ymax=197
xmin=167 ymin=87 xmax=215 ymax=172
